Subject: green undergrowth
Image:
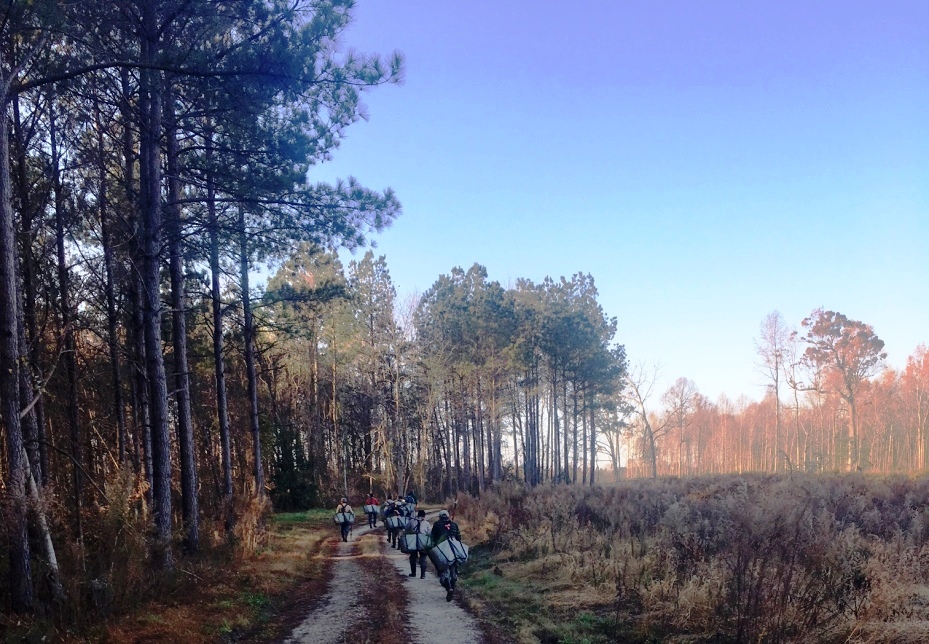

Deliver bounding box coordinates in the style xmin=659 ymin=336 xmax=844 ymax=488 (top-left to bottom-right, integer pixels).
xmin=462 ymin=544 xmax=632 ymax=643
xmin=271 ymin=508 xmax=333 ymax=524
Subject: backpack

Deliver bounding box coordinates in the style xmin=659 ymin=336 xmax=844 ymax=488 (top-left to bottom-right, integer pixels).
xmin=401 ymin=518 xmax=433 ymax=553
xmin=405 ymin=518 xmax=422 ymax=534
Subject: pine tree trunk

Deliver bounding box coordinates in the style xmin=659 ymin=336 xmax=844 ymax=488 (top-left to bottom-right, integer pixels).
xmin=238 ymin=205 xmax=265 ymax=498
xmin=206 ymin=134 xmax=234 ymax=531
xmin=0 ymin=92 xmax=34 ymax=612
xmin=121 ymin=67 xmax=144 ymax=479
xmin=13 ymin=95 xmax=47 ymax=486
xmin=129 ymin=275 xmax=153 ymax=491
xmin=572 ymin=385 xmax=579 ymax=483
xmin=139 ymin=22 xmax=173 ymax=570
xmin=563 ymin=370 xmax=570 ymax=482
xmin=50 ymin=103 xmax=84 ymax=546
xmin=589 ymin=403 xmax=596 ymax=487
xmin=96 ymin=100 xmax=128 ymax=467
xmin=23 ymin=446 xmax=63 ymax=604
xmin=551 ymin=367 xmax=559 ymax=482
xmin=165 ymin=88 xmax=199 ymax=551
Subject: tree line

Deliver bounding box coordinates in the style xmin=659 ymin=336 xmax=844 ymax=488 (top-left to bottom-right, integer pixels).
xmin=260 ymin=257 xmax=627 ymax=513
xmin=0 ymin=0 xmax=401 ymax=614
xmin=257 ymin=252 xmax=928 ymax=501
xmin=621 ymin=309 xmax=927 ymax=478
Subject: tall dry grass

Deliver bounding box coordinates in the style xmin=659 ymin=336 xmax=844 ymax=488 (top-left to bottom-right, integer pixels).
xmin=0 ymin=469 xmax=278 ymax=637
xmin=457 ymin=473 xmax=929 ymax=643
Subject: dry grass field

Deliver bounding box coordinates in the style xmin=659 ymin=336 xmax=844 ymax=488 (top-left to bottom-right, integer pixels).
xmin=454 ymin=474 xmax=929 ymax=643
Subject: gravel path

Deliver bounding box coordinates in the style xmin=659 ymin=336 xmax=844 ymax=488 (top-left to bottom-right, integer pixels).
xmin=383 ymin=536 xmax=484 ymax=644
xmin=285 ymin=513 xmax=484 ymax=644
xmin=284 ymin=521 xmax=374 ymax=644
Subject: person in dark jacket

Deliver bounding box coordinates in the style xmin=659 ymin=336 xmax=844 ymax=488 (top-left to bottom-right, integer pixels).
xmin=404 ymin=490 xmax=418 ymax=507
xmin=431 ymin=509 xmax=461 ymax=601
xmin=335 ymin=497 xmax=353 ymax=542
xmin=405 ymin=509 xmax=431 ymax=579
xmin=383 ymin=495 xmax=401 ymax=548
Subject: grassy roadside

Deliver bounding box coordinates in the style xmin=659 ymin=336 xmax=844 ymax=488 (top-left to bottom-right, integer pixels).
xmin=459 ymin=544 xmax=626 ymax=644
xmin=31 ymin=509 xmax=339 ymax=643
xmin=451 ymin=498 xmax=622 ymax=644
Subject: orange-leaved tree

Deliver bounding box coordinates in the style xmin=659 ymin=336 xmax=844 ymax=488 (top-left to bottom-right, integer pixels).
xmin=801 ymin=309 xmax=886 ymax=471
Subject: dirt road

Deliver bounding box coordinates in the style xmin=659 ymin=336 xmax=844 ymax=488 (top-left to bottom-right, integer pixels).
xmin=285 ymin=514 xmax=484 ymax=644
xmin=283 ymin=521 xmax=373 ymax=644
xmin=383 ymin=538 xmax=482 ymax=644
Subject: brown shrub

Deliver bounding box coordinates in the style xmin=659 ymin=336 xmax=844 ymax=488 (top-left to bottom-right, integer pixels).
xmin=458 ymin=473 xmax=929 ymax=643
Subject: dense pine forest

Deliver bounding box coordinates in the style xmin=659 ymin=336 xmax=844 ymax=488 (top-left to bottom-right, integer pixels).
xmin=0 ymin=0 xmax=928 ymax=634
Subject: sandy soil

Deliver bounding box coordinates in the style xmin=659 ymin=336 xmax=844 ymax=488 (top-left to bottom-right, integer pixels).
xmin=383 ymin=536 xmax=483 ymax=644
xmin=285 ymin=513 xmax=484 ymax=644
xmin=283 ymin=521 xmax=371 ymax=644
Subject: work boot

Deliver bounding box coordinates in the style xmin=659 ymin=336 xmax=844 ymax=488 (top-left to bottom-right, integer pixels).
xmin=420 ymin=572 xmax=426 ymax=579
xmin=446 ymin=589 xmax=454 ymax=602
xmin=408 ymin=572 xmax=416 ymax=577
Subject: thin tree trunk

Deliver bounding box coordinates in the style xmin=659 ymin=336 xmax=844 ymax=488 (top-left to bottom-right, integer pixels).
xmin=551 ymin=366 xmax=558 ymax=482
xmin=50 ymin=102 xmax=85 ymax=546
xmin=563 ymin=369 xmax=570 ymax=482
xmin=491 ymin=369 xmax=502 ymax=482
xmin=12 ymin=95 xmax=47 ymax=486
xmin=165 ymin=87 xmax=199 ymax=551
xmin=573 ymin=383 xmax=579 ymax=483
xmin=0 ymin=92 xmax=34 ymax=611
xmin=589 ymin=402 xmax=596 ymax=487
xmin=206 ymin=129 xmax=234 ymax=531
xmin=121 ymin=66 xmax=144 ymax=479
xmin=581 ymin=389 xmax=588 ymax=485
xmin=129 ymin=276 xmax=152 ymax=492
xmin=238 ymin=205 xmax=265 ymax=498
xmin=475 ymin=376 xmax=485 ymax=494
xmin=23 ymin=446 xmax=64 ymax=604
xmin=96 ymin=99 xmax=129 ymax=467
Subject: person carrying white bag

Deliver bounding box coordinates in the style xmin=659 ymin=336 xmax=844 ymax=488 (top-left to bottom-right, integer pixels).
xmin=430 ymin=509 xmax=463 ymax=601
xmin=383 ymin=495 xmax=403 ymax=549
xmin=364 ymin=492 xmax=380 ymax=528
xmin=334 ymin=497 xmax=354 ymax=542
xmin=404 ymin=509 xmax=432 ymax=579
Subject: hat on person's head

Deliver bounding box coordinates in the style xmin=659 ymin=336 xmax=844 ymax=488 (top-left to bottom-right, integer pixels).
xmin=340 ymin=497 xmax=347 ymax=503
xmin=417 ymin=509 xmax=426 ymax=518
xmin=439 ymin=509 xmax=449 ymax=519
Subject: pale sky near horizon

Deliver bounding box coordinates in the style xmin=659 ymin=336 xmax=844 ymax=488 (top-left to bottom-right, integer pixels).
xmin=311 ymin=1 xmax=929 ymax=403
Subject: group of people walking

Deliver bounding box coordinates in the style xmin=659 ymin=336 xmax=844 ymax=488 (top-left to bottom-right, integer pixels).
xmin=334 ymin=491 xmax=464 ymax=601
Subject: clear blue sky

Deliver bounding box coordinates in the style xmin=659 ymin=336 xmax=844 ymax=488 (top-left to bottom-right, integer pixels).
xmin=313 ymin=0 xmax=929 ymax=402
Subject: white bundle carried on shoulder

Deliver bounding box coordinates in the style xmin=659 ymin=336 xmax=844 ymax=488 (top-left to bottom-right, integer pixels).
xmin=333 ymin=508 xmax=355 ymax=524
xmin=427 ymin=537 xmax=468 ymax=571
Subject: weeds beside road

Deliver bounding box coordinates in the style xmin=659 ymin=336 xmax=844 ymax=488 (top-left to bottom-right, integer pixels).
xmin=9 ymin=474 xmax=929 ymax=643
xmin=456 ymin=473 xmax=929 ymax=643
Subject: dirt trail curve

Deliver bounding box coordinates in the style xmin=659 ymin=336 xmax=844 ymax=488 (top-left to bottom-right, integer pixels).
xmin=285 ymin=512 xmax=484 ymax=644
